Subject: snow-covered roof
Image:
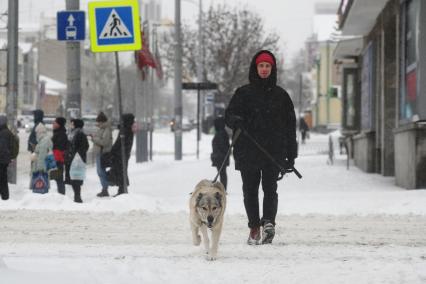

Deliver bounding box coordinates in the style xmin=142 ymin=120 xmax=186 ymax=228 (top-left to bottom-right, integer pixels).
xmin=0 ymin=39 xmax=35 ymax=53
xmin=39 ymin=75 xmax=66 ymax=96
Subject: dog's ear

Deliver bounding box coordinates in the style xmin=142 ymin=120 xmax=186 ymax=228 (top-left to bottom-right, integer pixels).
xmin=215 ymin=192 xmax=222 ymax=207
xmin=196 ymin=193 xmax=203 ymax=205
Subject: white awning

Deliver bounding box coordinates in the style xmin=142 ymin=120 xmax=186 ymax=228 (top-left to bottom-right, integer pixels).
xmin=333 ymin=37 xmax=363 ymax=59
xmin=341 ymin=0 xmax=390 ymax=35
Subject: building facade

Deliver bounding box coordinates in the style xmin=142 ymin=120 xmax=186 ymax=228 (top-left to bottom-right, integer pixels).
xmin=311 ymin=41 xmax=342 ymax=130
xmin=336 ymin=0 xmax=426 ymax=189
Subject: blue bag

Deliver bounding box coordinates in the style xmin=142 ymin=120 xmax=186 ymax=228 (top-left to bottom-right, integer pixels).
xmin=31 ymin=171 xmax=49 ymax=194
xmin=45 ymin=153 xmax=57 ymax=172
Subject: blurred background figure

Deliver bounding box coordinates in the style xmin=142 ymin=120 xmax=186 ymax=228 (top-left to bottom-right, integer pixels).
xmin=51 ymin=117 xmax=68 ymax=195
xmin=299 ymin=115 xmax=309 ymax=144
xmin=91 ymin=112 xmax=113 ymax=198
xmin=0 ymin=115 xmax=19 ymax=200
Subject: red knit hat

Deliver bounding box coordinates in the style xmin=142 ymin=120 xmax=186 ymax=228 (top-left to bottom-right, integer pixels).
xmin=255 ymin=52 xmax=275 ymax=66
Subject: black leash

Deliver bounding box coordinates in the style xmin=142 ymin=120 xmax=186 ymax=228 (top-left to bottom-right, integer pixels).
xmin=212 ymin=128 xmax=242 ymax=183
xmin=212 ymin=127 xmax=302 ymax=182
xmin=242 ymin=129 xmax=302 ymax=180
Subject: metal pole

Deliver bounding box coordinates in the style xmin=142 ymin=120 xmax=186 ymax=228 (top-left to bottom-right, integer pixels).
xmin=197 ymin=0 xmax=203 ymax=81
xmin=196 ymin=87 xmax=200 ymax=159
xmin=198 ymin=0 xmax=204 ymax=137
xmin=6 ymin=0 xmax=18 ymax=184
xmin=114 ymin=52 xmax=128 ymax=194
xmin=66 ymin=0 xmax=81 ymax=119
xmin=149 ymin=59 xmax=154 ymax=161
xmin=299 ymin=73 xmax=303 ymax=142
xmin=174 ymin=0 xmax=183 ymax=160
xmin=299 ymin=73 xmax=303 ymax=117
xmin=326 ymin=40 xmax=330 ymax=125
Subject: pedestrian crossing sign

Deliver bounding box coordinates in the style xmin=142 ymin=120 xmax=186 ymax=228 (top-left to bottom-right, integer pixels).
xmin=89 ymin=0 xmax=141 ymax=52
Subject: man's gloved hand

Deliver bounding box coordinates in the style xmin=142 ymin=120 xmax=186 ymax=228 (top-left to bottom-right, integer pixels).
xmin=284 ymin=158 xmax=295 ymax=171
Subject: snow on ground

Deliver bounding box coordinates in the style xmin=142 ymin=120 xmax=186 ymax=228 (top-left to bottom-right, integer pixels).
xmin=4 ymin=129 xmax=426 ymax=215
xmin=1 ymin=129 xmax=426 ymax=283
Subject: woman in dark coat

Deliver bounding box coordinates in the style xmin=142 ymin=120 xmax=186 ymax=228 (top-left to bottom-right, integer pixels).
xmin=225 ymin=50 xmax=297 ymax=245
xmin=51 ymin=117 xmax=68 ymax=194
xmin=28 ymin=109 xmax=44 ymax=152
xmin=211 ymin=117 xmax=230 ymax=190
xmin=0 ymin=115 xmax=17 ymax=201
xmin=65 ymin=119 xmax=89 ymax=203
xmin=107 ymin=113 xmax=135 ymax=197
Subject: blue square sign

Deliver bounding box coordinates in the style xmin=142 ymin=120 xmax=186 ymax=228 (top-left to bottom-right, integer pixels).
xmin=95 ymin=7 xmax=134 ymax=46
xmin=57 ymin=11 xmax=85 ymax=41
xmin=88 ymin=0 xmax=141 ymax=52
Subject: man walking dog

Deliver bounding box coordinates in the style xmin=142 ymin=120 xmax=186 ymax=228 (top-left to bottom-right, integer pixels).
xmin=225 ymin=50 xmax=297 ymax=245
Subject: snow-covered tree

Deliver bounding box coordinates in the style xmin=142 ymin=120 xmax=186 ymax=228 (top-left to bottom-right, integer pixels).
xmin=160 ymin=5 xmax=281 ymax=103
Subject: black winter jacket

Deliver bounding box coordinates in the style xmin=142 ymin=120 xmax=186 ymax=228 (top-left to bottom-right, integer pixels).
xmin=0 ymin=125 xmax=15 ymax=164
xmin=225 ymin=50 xmax=297 ymax=170
xmin=211 ymin=117 xmax=230 ymax=167
xmin=28 ymin=110 xmax=44 ymax=152
xmin=108 ymin=114 xmax=135 ymax=187
xmin=52 ymin=127 xmax=68 ymax=151
xmin=65 ymin=125 xmax=89 ymax=185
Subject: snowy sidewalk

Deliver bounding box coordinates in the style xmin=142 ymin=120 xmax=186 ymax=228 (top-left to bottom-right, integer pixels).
xmin=1 ymin=130 xmax=426 ymax=283
xmin=3 ymin=130 xmax=426 ymax=215
xmin=1 ymin=210 xmax=426 ymax=283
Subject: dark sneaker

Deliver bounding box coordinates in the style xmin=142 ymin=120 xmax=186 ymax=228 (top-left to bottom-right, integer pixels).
xmin=261 ymin=223 xmax=275 ymax=244
xmin=247 ymin=227 xmax=261 ymax=245
xmin=97 ymin=189 xmax=109 ymax=197
xmin=113 ymin=191 xmax=125 ymax=197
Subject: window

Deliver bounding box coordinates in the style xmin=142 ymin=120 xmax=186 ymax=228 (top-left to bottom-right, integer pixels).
xmin=361 ymin=42 xmax=375 ymax=130
xmin=346 ymin=73 xmax=355 ymax=127
xmin=400 ymin=0 xmax=420 ymax=121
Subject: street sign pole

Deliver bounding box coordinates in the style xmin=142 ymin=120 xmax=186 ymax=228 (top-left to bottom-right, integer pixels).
xmin=89 ymin=0 xmax=141 ymax=194
xmin=114 ymin=51 xmax=128 ymax=194
xmin=174 ymin=0 xmax=183 ymax=161
xmin=65 ymin=0 xmax=81 ymax=119
xmin=197 ymin=88 xmax=200 ymax=159
xmin=6 ymin=0 xmax=18 ymax=184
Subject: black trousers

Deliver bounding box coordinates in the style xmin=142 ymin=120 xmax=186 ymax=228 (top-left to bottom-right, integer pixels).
xmin=215 ymin=166 xmax=228 ymax=190
xmin=54 ymin=163 xmax=65 ymax=195
xmin=240 ymin=165 xmax=279 ymax=228
xmin=0 ymin=163 xmax=9 ymax=200
xmin=71 ymin=182 xmax=82 ymax=203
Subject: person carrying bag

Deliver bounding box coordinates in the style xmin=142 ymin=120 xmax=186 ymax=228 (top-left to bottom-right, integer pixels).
xmin=30 ymin=123 xmax=53 ymax=194
xmin=65 ymin=119 xmax=89 ymax=203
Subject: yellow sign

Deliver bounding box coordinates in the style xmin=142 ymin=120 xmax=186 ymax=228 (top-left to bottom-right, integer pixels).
xmin=88 ymin=0 xmax=141 ymax=52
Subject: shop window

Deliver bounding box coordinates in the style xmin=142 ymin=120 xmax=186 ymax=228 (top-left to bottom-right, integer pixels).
xmin=346 ymin=73 xmax=355 ymax=128
xmin=400 ymin=0 xmax=420 ymax=121
xmin=361 ymin=42 xmax=375 ymax=130
xmin=330 ymin=87 xmax=338 ymax=98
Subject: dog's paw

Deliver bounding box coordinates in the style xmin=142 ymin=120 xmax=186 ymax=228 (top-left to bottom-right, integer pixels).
xmin=193 ymin=235 xmax=201 ymax=246
xmin=205 ymin=254 xmax=216 ymax=261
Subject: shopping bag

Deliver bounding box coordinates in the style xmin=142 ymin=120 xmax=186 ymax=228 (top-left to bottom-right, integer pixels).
xmin=45 ymin=152 xmax=57 ymax=172
xmin=31 ymin=171 xmax=49 ymax=194
xmin=70 ymin=154 xmax=86 ymax=181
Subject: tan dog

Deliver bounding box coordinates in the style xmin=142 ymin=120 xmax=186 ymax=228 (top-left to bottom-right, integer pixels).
xmin=189 ymin=179 xmax=226 ymax=260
